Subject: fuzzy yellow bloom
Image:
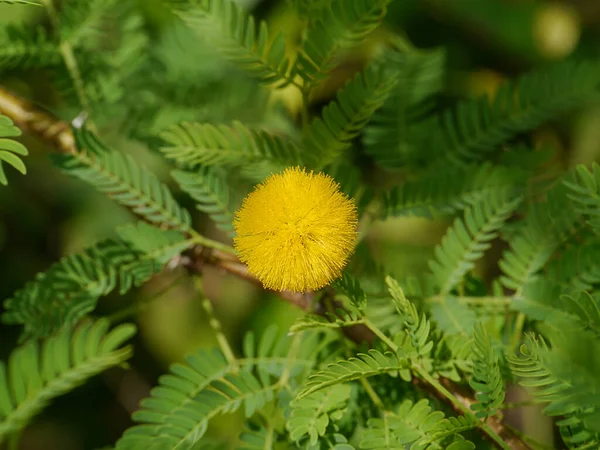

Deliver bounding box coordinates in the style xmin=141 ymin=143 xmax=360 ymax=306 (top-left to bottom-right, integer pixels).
xmin=233 ymin=167 xmax=358 ymax=293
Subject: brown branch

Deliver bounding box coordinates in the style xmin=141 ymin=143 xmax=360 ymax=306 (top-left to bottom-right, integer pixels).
xmin=0 ymin=85 xmax=530 ymax=450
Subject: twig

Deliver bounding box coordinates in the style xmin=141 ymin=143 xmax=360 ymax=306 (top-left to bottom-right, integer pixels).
xmin=0 ymin=85 xmax=530 ymax=450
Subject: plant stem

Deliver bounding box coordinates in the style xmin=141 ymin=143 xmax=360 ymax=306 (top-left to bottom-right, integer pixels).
xmin=8 ymin=430 xmax=22 ymax=450
xmin=364 ymin=318 xmax=512 ymax=450
xmin=108 ymin=274 xmax=185 ymax=323
xmin=510 ymin=312 xmax=526 ymax=353
xmin=200 ymin=292 xmax=236 ymax=365
xmin=359 ymin=377 xmax=385 ymax=410
xmin=417 ymin=368 xmax=512 ymax=450
xmin=41 ymin=0 xmax=92 ymax=119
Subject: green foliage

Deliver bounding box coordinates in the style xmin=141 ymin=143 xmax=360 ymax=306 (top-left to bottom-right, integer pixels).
xmin=171 ymin=0 xmax=295 ymax=88
xmin=430 ymin=297 xmax=477 ymax=337
xmin=116 ymin=326 xmax=321 ymax=450
xmin=288 ymin=384 xmax=352 ymax=445
xmin=469 ymin=324 xmax=504 ymax=418
xmin=2 ymin=222 xmax=190 ymax=339
xmin=363 ymin=46 xmax=446 ymax=169
xmin=159 ymin=121 xmax=301 ymax=168
xmin=509 ymin=332 xmax=600 ymax=448
xmin=0 ymin=25 xmax=59 ymax=69
xmin=0 ymin=319 xmax=135 ymax=443
xmin=545 ymin=239 xmax=600 ymax=291
xmin=295 ymin=0 xmax=390 ymax=87
xmin=59 ymin=0 xmax=120 ymax=46
xmin=386 ymin=276 xmax=433 ymax=359
xmin=303 ymin=57 xmax=399 ymax=166
xmin=499 ymin=181 xmax=581 ymax=292
xmin=429 ymin=190 xmax=522 ymax=295
xmin=2 ymin=1 xmax=600 ymax=449
xmin=333 ymin=271 xmax=367 ymax=312
xmin=0 ymin=114 xmax=28 ymax=185
xmin=53 ymin=128 xmax=192 ymax=232
xmin=565 ymin=162 xmax=600 ymax=234
xmin=381 ymin=163 xmax=524 ymax=219
xmin=172 ymin=168 xmax=237 ymax=236
xmin=297 ymin=350 xmax=407 ymax=399
xmin=431 ymin=59 xmax=600 ymax=165
xmin=360 ymin=399 xmax=475 ymax=450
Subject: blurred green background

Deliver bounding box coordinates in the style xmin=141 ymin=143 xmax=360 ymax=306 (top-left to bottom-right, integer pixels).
xmin=1 ymin=0 xmax=600 ymax=448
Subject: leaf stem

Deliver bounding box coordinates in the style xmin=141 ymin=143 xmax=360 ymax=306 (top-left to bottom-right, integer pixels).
xmin=199 ymin=289 xmax=236 ymax=365
xmin=364 ymin=318 xmax=512 ymax=450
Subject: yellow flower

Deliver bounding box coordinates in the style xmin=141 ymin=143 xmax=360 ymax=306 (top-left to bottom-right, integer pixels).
xmin=233 ymin=166 xmax=358 ymax=293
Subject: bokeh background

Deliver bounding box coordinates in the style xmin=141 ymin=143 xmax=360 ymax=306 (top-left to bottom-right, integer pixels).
xmin=1 ymin=0 xmax=599 ymax=448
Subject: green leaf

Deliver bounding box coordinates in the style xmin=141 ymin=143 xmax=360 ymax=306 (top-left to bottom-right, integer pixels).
xmin=429 ymin=190 xmax=522 ymax=295
xmin=431 ymin=59 xmax=600 ymax=165
xmin=0 ymin=114 xmax=28 ymax=185
xmin=333 ymin=271 xmax=367 ymax=311
xmin=53 ymin=127 xmax=192 ymax=232
xmin=469 ymin=324 xmax=504 ymax=418
xmin=172 ymin=0 xmax=295 ymax=88
xmin=303 ymin=58 xmax=399 ymax=167
xmin=386 ymin=276 xmax=433 ymax=358
xmin=499 ymin=181 xmax=581 ymax=292
xmin=288 ymin=384 xmax=352 ymax=445
xmin=297 ymin=350 xmax=406 ymax=399
xmin=565 ymin=162 xmax=600 ymax=235
xmin=382 ymin=163 xmax=525 ymax=219
xmin=159 ymin=121 xmax=301 ymax=168
xmin=364 ymin=46 xmax=446 ymax=169
xmin=0 ymin=25 xmax=59 ymax=70
xmin=360 ymin=400 xmax=475 ymax=450
xmin=430 ymin=297 xmax=477 ymax=337
xmin=0 ymin=319 xmax=135 ymax=443
xmin=295 ymin=0 xmax=391 ymax=87
xmin=172 ymin=168 xmax=237 ymax=236
xmin=2 ymin=223 xmax=191 ymax=339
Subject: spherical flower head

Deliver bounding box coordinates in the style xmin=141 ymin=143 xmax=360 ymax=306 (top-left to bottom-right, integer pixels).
xmin=233 ymin=166 xmax=358 ymax=293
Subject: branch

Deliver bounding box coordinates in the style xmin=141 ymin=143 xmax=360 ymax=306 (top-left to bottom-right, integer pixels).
xmin=0 ymin=85 xmax=529 ymax=450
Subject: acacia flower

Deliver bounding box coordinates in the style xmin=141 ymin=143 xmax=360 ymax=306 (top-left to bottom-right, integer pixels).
xmin=233 ymin=166 xmax=358 ymax=293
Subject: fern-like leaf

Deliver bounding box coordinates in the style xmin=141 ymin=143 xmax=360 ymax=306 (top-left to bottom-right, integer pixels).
xmin=159 ymin=121 xmax=301 ymax=168
xmin=171 ymin=168 xmax=237 ymax=236
xmin=297 ymin=350 xmax=407 ymax=399
xmin=508 ymin=332 xmax=600 ymax=447
xmin=238 ymin=424 xmax=276 ymax=450
xmin=382 ymin=163 xmax=524 ymax=219
xmin=0 ymin=25 xmax=59 ymax=70
xmin=499 ymin=181 xmax=581 ymax=292
xmin=287 ymin=384 xmax=352 ymax=445
xmin=360 ymin=400 xmax=475 ymax=450
xmin=53 ymin=128 xmax=192 ymax=232
xmin=3 ymin=223 xmax=190 ymax=339
xmin=565 ymin=162 xmax=600 ymax=234
xmin=0 ymin=114 xmax=28 ymax=185
xmin=430 ymin=296 xmax=477 ymax=337
xmin=545 ymin=239 xmax=600 ymax=291
xmin=432 ymin=59 xmax=600 ymax=164
xmin=364 ymin=46 xmax=446 ymax=169
xmin=333 ymin=271 xmax=367 ymax=311
xmin=290 ymin=307 xmax=364 ymax=333
xmin=295 ymin=0 xmax=390 ymax=86
xmin=386 ymin=276 xmax=433 ymax=358
xmin=469 ymin=324 xmax=504 ymax=418
xmin=429 ymin=190 xmax=522 ymax=295
xmin=117 ymin=326 xmax=317 ymax=450
xmin=172 ymin=0 xmax=294 ymax=88
xmin=0 ymin=319 xmax=136 ymax=443
xmin=303 ymin=59 xmax=398 ymax=167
